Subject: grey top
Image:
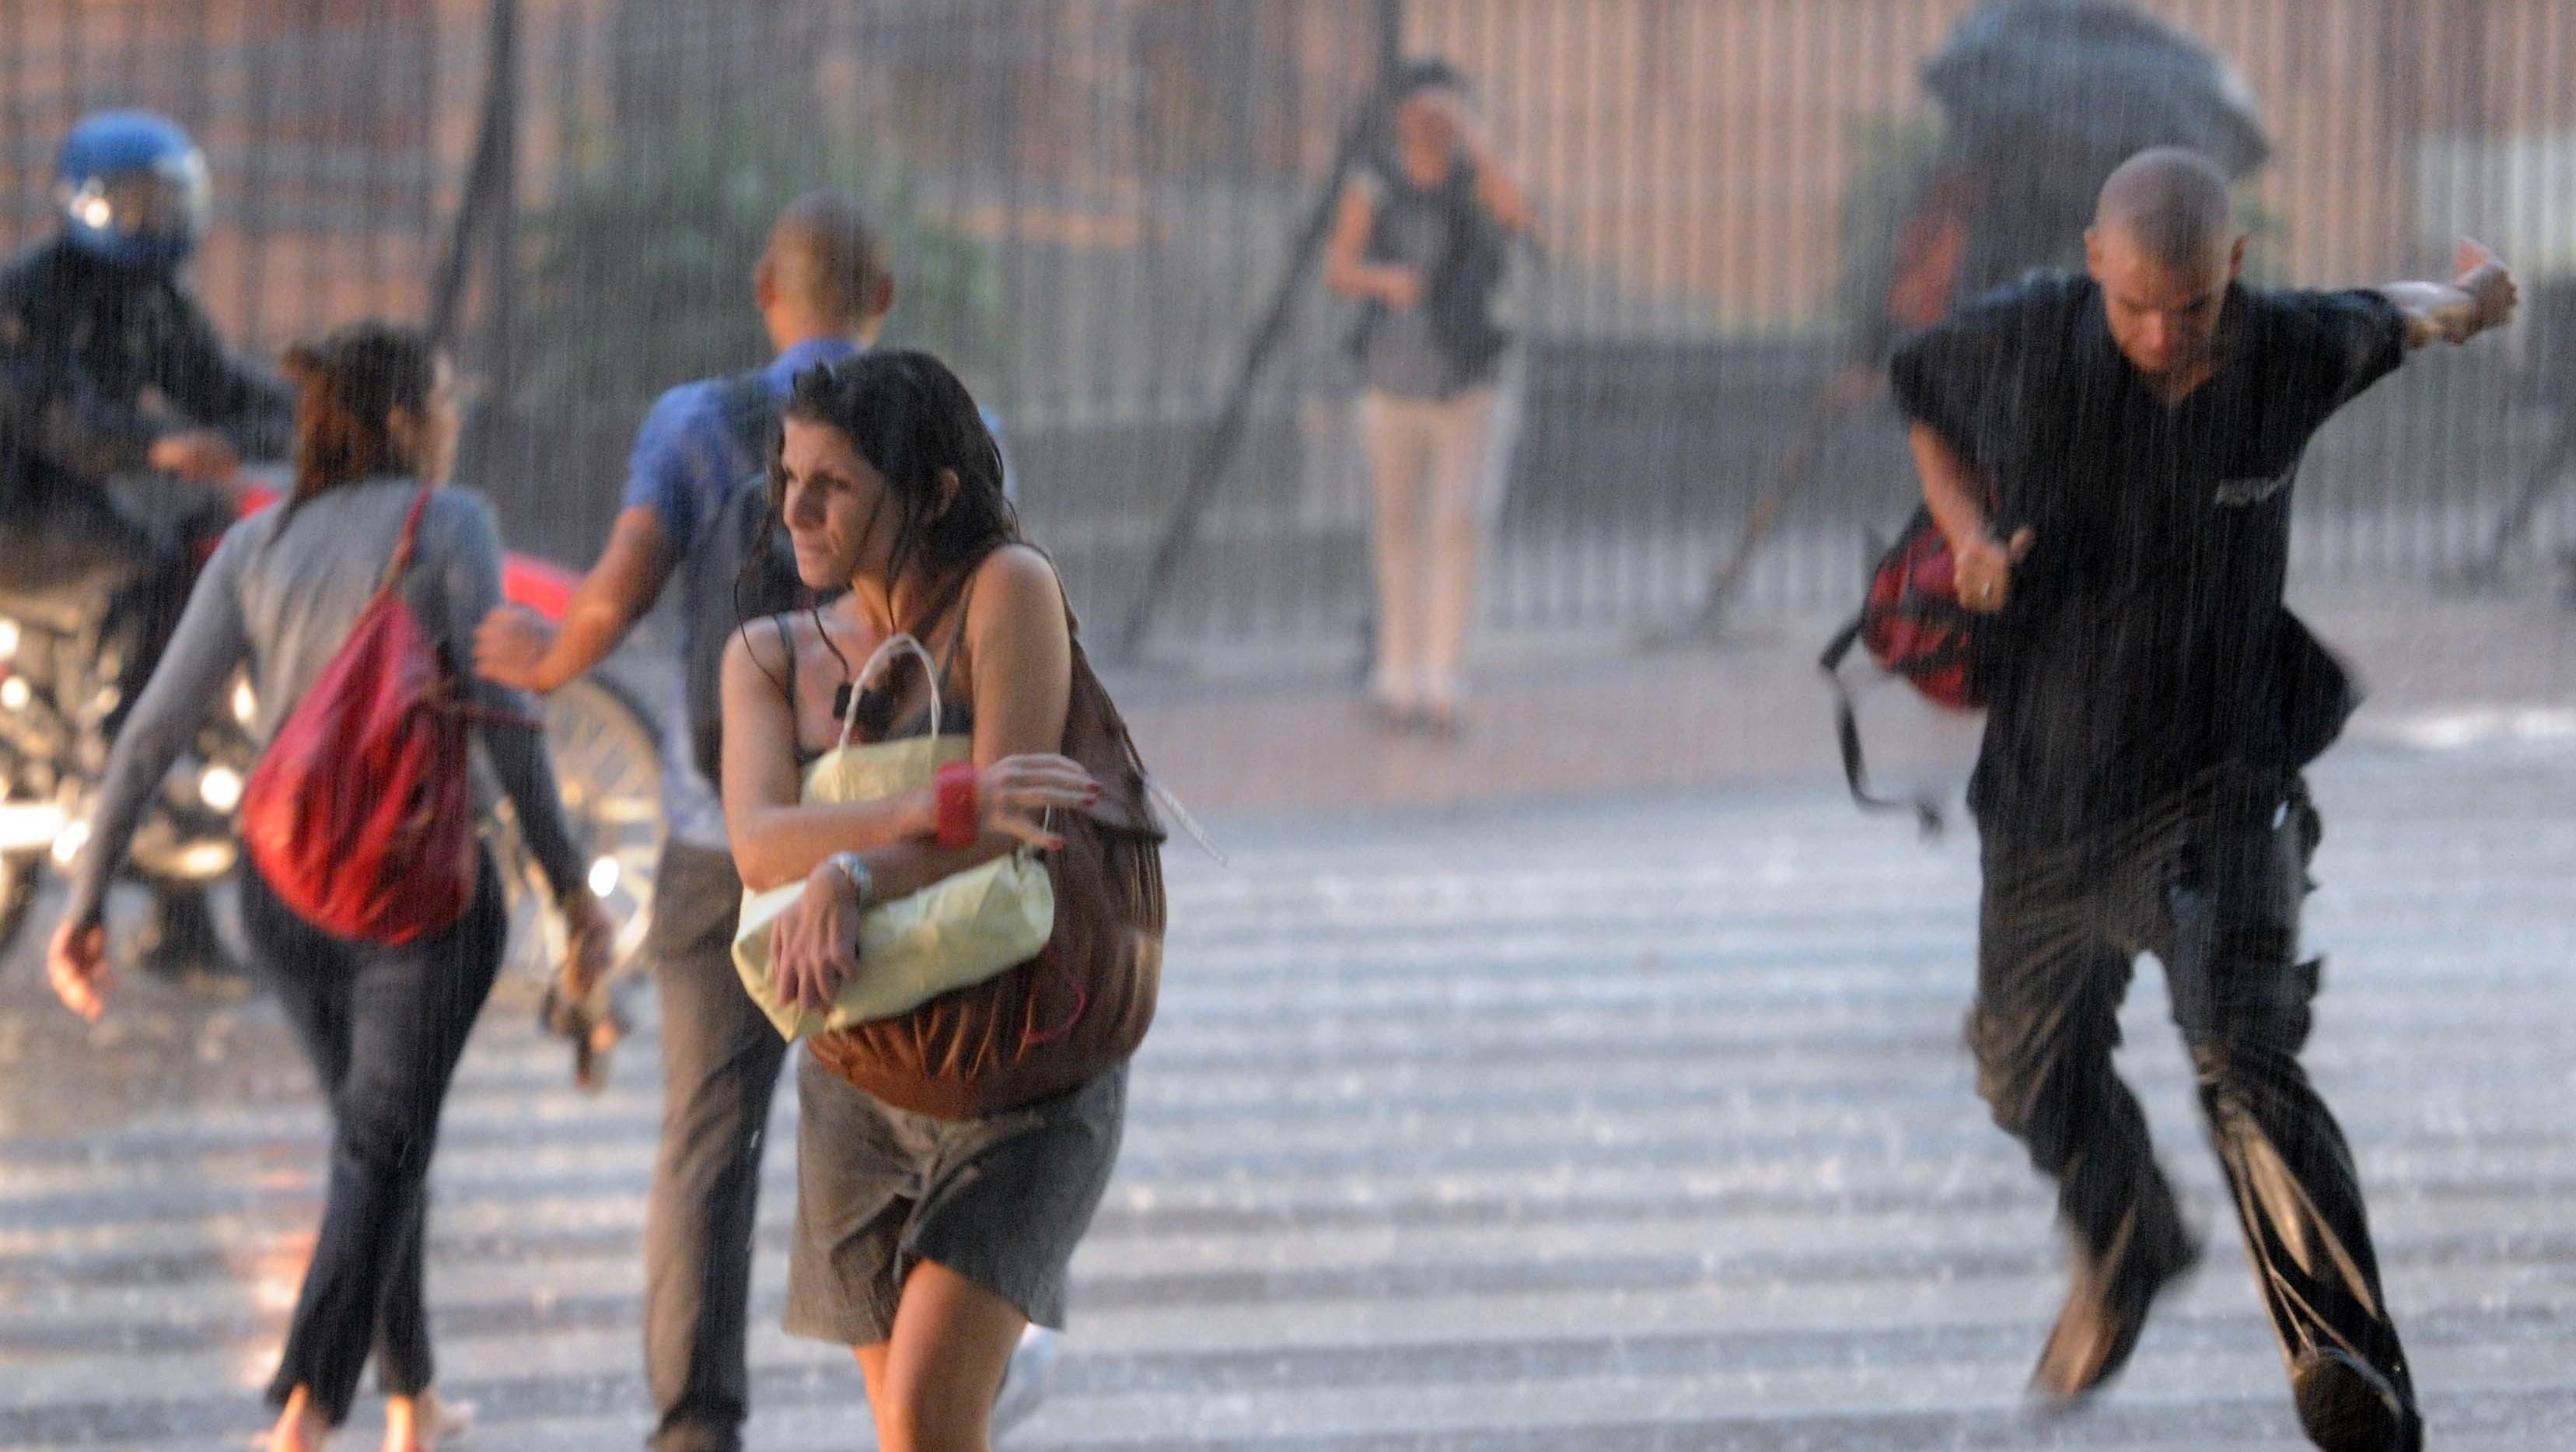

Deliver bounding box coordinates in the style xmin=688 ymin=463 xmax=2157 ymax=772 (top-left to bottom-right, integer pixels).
xmin=65 ymin=475 xmax=586 ymax=929
xmin=1351 ymin=167 xmax=1466 ymax=399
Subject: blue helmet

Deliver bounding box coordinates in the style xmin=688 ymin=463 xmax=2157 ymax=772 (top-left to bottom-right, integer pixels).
xmin=54 ymin=110 xmax=210 ymax=271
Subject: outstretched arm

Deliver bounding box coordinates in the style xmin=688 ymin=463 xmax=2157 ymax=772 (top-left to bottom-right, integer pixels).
xmin=2379 ymin=239 xmax=2518 ymax=351
xmin=476 ymin=505 xmax=675 ymax=693
xmin=152 ymin=294 xmax=295 ymax=457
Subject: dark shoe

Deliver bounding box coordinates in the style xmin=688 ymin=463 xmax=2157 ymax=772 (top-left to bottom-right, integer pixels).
xmin=2291 ymin=1347 xmax=2418 ymax=1452
xmin=2030 ymin=1219 xmax=2202 ymax=1412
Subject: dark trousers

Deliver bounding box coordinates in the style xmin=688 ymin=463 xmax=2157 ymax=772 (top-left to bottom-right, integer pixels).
xmin=236 ymin=849 xmax=505 ymax=1426
xmin=640 ymin=839 xmax=789 ymax=1452
xmin=1971 ymin=783 xmax=2414 ymax=1417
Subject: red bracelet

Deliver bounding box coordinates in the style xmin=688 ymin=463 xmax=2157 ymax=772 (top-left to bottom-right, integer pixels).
xmin=934 ymin=761 xmax=980 ymax=848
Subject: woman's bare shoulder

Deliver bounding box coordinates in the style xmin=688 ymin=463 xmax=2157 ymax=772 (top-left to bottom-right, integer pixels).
xmin=722 ymin=609 xmax=805 ymax=679
xmin=970 ymin=544 xmax=1064 ymax=619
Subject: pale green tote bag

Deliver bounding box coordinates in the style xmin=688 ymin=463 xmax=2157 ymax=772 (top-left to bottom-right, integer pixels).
xmin=732 ymin=632 xmax=1054 ymax=1041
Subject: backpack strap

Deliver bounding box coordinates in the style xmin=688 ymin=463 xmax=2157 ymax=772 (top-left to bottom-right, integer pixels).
xmin=369 ymin=484 xmax=538 ymax=730
xmin=376 ymin=484 xmax=437 ymax=595
xmin=1819 ymin=612 xmax=1946 ymax=839
xmin=710 ymin=367 xmax=780 ymax=481
xmin=929 ymin=569 xmax=982 ymax=698
xmin=774 ymin=612 xmax=798 ymax=706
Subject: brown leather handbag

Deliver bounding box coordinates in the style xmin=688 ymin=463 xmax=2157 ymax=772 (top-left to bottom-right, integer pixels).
xmin=807 ymin=620 xmax=1167 ymax=1120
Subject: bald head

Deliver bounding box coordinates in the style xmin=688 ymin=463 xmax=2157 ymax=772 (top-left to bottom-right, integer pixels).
xmin=2093 ymin=147 xmax=2234 ymax=271
xmin=760 ymin=189 xmax=892 ymax=338
xmin=2085 ymin=150 xmax=2246 ymax=384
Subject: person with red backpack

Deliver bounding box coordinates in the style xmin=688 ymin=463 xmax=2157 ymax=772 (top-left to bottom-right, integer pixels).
xmin=1888 ymin=149 xmax=2516 ymax=1451
xmin=47 ymin=321 xmax=611 ymax=1452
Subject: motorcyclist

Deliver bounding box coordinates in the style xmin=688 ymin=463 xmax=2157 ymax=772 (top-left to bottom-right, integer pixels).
xmin=0 ymin=108 xmax=292 ymax=976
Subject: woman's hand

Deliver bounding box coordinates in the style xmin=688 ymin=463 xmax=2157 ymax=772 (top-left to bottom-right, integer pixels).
xmin=46 ymin=917 xmax=112 ymax=1023
xmin=977 ymin=754 xmax=1100 ymax=852
xmin=543 ymin=888 xmax=624 ymax=1091
xmin=559 ymin=889 xmax=615 ymax=1000
xmin=768 ymin=861 xmax=865 ymax=1016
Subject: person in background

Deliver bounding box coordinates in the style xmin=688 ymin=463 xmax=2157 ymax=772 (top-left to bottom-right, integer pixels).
xmin=0 ymin=108 xmax=294 ymax=976
xmin=1325 ymin=57 xmax=1530 ymax=736
xmin=48 ymin=320 xmax=612 ymax=1452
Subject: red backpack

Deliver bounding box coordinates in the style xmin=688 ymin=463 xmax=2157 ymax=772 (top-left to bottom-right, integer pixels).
xmin=240 ymin=486 xmax=498 ymax=943
xmin=1819 ymin=506 xmax=1987 ymax=834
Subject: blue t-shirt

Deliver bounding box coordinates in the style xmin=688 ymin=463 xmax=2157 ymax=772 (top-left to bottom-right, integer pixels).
xmin=624 ymin=339 xmax=857 ymax=846
xmin=622 ymin=335 xmax=857 ymax=600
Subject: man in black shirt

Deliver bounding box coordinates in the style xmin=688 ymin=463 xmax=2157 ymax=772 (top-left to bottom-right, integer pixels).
xmin=1890 ymin=148 xmax=2517 ymax=1451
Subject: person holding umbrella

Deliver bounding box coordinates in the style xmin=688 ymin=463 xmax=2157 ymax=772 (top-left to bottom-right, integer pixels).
xmin=1693 ymin=0 xmax=2272 ymax=635
xmin=1890 ymin=147 xmax=2516 ymax=1450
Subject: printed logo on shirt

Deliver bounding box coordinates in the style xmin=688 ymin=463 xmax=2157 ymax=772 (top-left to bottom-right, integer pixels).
xmin=2213 ymin=465 xmax=2295 ymax=508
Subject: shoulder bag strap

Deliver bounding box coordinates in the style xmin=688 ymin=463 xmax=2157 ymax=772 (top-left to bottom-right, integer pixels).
xmin=374 ymin=484 xmax=437 ymax=596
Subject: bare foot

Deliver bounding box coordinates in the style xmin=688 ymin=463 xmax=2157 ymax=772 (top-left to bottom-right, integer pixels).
xmin=269 ymin=1387 xmax=333 ymax=1452
xmin=384 ymin=1390 xmax=473 ymax=1452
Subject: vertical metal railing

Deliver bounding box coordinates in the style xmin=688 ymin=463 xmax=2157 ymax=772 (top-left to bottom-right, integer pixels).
xmin=0 ymin=0 xmax=2567 ymax=631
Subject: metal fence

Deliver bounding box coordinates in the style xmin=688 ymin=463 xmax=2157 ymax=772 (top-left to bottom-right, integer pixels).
xmin=4 ymin=0 xmax=2573 ymax=660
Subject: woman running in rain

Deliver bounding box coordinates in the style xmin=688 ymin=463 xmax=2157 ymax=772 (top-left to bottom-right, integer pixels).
xmin=48 ymin=322 xmax=611 ymax=1452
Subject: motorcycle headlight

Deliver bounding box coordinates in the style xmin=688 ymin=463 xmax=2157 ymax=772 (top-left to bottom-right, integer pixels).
xmin=0 ymin=677 xmax=28 ymax=712
xmin=0 ymin=801 xmax=66 ymax=852
xmin=232 ymin=679 xmax=257 ymax=726
xmin=197 ymin=764 xmax=243 ymax=812
xmin=0 ymin=617 xmax=19 ymax=659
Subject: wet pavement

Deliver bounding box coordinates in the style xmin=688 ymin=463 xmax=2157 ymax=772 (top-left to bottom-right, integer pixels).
xmin=2 ymin=583 xmax=2572 ymax=1449
xmin=3 ymin=727 xmax=2571 ymax=1449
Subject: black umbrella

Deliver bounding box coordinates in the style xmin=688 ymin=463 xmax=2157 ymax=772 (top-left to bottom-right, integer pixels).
xmin=1924 ymin=0 xmax=2270 ymax=183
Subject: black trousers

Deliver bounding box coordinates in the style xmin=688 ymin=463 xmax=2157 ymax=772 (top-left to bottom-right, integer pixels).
xmin=1972 ymin=781 xmax=2414 ymax=1415
xmin=237 ymin=849 xmax=506 ymax=1426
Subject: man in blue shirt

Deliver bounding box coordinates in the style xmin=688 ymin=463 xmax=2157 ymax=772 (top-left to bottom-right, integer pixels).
xmin=475 ymin=191 xmax=1040 ymax=1452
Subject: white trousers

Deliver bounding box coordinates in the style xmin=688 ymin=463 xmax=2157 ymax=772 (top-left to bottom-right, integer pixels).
xmin=1356 ymin=386 xmax=1498 ymax=711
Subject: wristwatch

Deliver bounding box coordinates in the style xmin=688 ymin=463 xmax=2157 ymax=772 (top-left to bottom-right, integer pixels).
xmin=825 ymin=850 xmax=876 ymax=913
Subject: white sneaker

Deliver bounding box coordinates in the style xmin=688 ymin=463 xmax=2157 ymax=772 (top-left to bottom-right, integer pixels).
xmin=991 ymin=1325 xmax=1061 ymax=1442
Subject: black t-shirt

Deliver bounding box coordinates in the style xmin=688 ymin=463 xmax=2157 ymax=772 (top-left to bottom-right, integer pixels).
xmin=1889 ymin=272 xmax=2407 ymax=845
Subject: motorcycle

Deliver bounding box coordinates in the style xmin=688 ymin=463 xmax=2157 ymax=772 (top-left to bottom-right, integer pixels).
xmin=0 ymin=471 xmax=667 ymax=1006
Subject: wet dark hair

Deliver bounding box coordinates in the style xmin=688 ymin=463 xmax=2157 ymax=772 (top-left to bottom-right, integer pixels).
xmin=750 ymin=349 xmax=1019 ymax=715
xmin=278 ymin=320 xmax=441 ymax=508
xmin=768 ymin=348 xmax=1017 ymax=604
